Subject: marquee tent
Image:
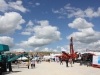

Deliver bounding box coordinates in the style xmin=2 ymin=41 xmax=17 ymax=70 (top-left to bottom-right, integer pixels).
xmin=17 ymin=57 xmax=28 ymax=60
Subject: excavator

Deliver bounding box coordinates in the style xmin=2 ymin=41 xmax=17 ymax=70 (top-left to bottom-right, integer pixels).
xmin=57 ymin=37 xmax=78 ymax=61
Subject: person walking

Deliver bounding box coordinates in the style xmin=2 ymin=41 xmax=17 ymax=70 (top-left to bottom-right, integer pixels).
xmin=31 ymin=61 xmax=33 ymax=69
xmin=69 ymin=58 xmax=73 ymax=67
xmin=87 ymin=58 xmax=91 ymax=67
xmin=33 ymin=60 xmax=36 ymax=68
xmin=72 ymin=58 xmax=75 ymax=64
xmin=65 ymin=58 xmax=69 ymax=67
xmin=27 ymin=60 xmax=30 ymax=69
xmin=59 ymin=57 xmax=63 ymax=65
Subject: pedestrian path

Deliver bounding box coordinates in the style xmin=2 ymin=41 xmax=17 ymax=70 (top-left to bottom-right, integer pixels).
xmin=5 ymin=62 xmax=100 ymax=75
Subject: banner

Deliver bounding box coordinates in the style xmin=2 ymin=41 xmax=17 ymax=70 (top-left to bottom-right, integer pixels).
xmin=92 ymin=56 xmax=100 ymax=65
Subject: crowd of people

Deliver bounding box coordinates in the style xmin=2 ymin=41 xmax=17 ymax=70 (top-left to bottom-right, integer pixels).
xmin=15 ymin=54 xmax=92 ymax=69
xmin=25 ymin=56 xmax=74 ymax=69
xmin=46 ymin=57 xmax=74 ymax=67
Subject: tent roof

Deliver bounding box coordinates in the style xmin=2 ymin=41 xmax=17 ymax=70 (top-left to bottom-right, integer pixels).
xmin=17 ymin=57 xmax=28 ymax=60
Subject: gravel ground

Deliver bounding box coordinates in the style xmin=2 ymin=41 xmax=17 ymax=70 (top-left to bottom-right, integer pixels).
xmin=4 ymin=62 xmax=100 ymax=75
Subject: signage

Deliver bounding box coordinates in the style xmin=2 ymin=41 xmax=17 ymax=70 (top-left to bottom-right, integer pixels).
xmin=93 ymin=56 xmax=100 ymax=65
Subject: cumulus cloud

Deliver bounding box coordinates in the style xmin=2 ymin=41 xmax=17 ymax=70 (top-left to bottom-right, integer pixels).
xmin=21 ymin=32 xmax=31 ymax=35
xmin=67 ymin=18 xmax=100 ymax=51
xmin=0 ymin=0 xmax=28 ymax=12
xmin=21 ymin=20 xmax=34 ymax=35
xmin=0 ymin=12 xmax=25 ymax=34
xmin=17 ymin=20 xmax=62 ymax=47
xmin=52 ymin=4 xmax=100 ymax=18
xmin=88 ymin=40 xmax=100 ymax=50
xmin=0 ymin=0 xmax=8 ymax=12
xmin=0 ymin=36 xmax=14 ymax=48
xmin=68 ymin=18 xmax=93 ymax=29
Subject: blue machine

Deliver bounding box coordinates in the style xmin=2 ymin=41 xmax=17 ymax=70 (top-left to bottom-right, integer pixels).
xmin=0 ymin=44 xmax=28 ymax=73
xmin=0 ymin=44 xmax=9 ymax=52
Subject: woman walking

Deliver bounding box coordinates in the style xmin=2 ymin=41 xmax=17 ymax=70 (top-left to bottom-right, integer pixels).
xmin=27 ymin=60 xmax=30 ymax=69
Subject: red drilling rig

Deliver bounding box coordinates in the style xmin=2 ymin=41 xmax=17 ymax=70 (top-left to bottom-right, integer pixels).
xmin=58 ymin=37 xmax=78 ymax=61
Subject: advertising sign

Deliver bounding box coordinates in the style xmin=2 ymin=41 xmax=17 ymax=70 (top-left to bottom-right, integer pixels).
xmin=98 ymin=56 xmax=100 ymax=64
xmin=93 ymin=56 xmax=100 ymax=65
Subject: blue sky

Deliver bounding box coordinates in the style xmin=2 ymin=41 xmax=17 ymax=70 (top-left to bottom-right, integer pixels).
xmin=0 ymin=0 xmax=100 ymax=52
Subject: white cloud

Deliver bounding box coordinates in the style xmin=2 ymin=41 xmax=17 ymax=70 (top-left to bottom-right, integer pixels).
xmin=35 ymin=3 xmax=40 ymax=6
xmin=41 ymin=47 xmax=61 ymax=52
xmin=21 ymin=20 xmax=34 ymax=35
xmin=41 ymin=48 xmax=50 ymax=52
xmin=52 ymin=4 xmax=100 ymax=18
xmin=58 ymin=16 xmax=65 ymax=19
xmin=0 ymin=0 xmax=8 ymax=12
xmin=26 ymin=20 xmax=34 ymax=27
xmin=0 ymin=12 xmax=25 ymax=34
xmin=68 ymin=18 xmax=94 ymax=29
xmin=0 ymin=0 xmax=28 ymax=13
xmin=0 ymin=36 xmax=14 ymax=48
xmin=16 ymin=41 xmax=30 ymax=48
xmin=40 ymin=46 xmax=69 ymax=53
xmin=12 ymin=48 xmax=26 ymax=52
xmin=52 ymin=9 xmax=59 ymax=13
xmin=25 ymin=27 xmax=34 ymax=32
xmin=21 ymin=32 xmax=31 ymax=35
xmin=17 ymin=20 xmax=62 ymax=47
xmin=88 ymin=40 xmax=100 ymax=50
xmin=67 ymin=18 xmax=100 ymax=51
xmin=52 ymin=49 xmax=58 ymax=52
xmin=8 ymin=0 xmax=28 ymax=12
xmin=84 ymin=7 xmax=100 ymax=18
xmin=34 ymin=47 xmax=39 ymax=51
xmin=56 ymin=45 xmax=70 ymax=53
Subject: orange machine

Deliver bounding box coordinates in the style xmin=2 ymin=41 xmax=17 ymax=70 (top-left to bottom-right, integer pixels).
xmin=60 ymin=37 xmax=78 ymax=61
xmin=61 ymin=51 xmax=70 ymax=61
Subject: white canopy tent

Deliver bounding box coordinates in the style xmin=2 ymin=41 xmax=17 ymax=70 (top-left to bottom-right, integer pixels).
xmin=50 ymin=53 xmax=61 ymax=58
xmin=17 ymin=57 xmax=28 ymax=60
xmin=32 ymin=57 xmax=37 ymax=60
xmin=43 ymin=56 xmax=51 ymax=60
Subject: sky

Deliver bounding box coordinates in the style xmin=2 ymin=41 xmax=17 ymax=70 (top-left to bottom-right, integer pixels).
xmin=0 ymin=0 xmax=100 ymax=52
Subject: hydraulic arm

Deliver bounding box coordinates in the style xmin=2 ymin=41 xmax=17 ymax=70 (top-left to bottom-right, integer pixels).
xmin=7 ymin=52 xmax=28 ymax=62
